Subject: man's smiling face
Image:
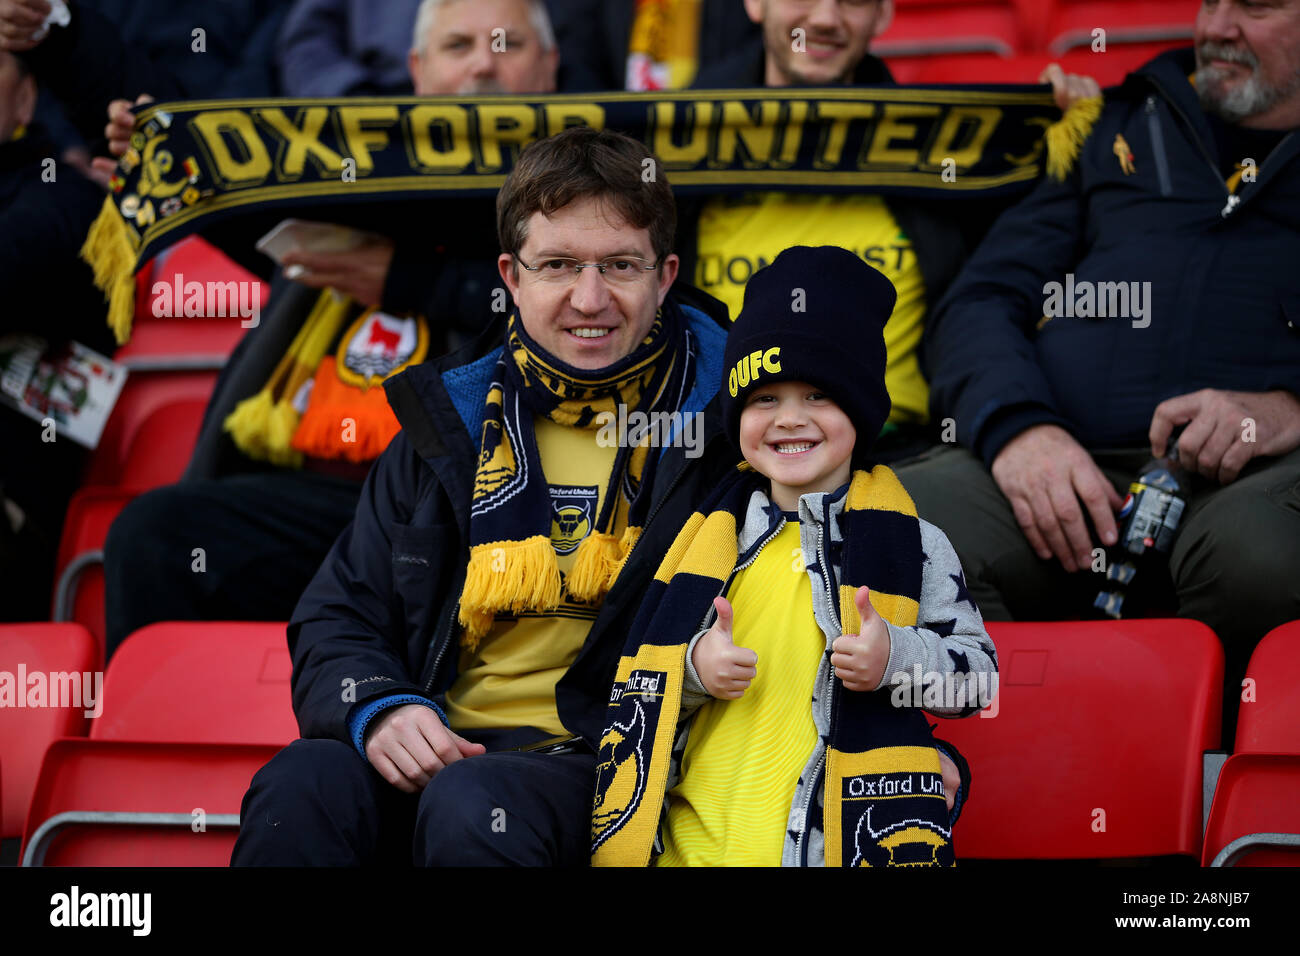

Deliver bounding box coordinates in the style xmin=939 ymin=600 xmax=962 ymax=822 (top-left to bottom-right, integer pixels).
xmin=744 ymin=0 xmax=895 ymax=87
xmin=499 ymin=195 xmax=679 ymax=370
xmin=1194 ymin=0 xmax=1300 ymax=127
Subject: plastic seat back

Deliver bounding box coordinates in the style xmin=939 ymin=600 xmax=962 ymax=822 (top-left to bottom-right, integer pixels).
xmin=80 ymin=371 xmax=217 ymax=489
xmin=933 ymin=619 xmax=1222 ymax=859
xmin=51 ymin=487 xmax=139 ymax=659
xmin=91 ymin=622 xmax=298 ymax=746
xmin=1235 ymin=621 xmax=1300 ymax=755
xmin=879 ymin=0 xmax=1025 ymax=59
xmin=1202 ymin=753 xmax=1300 ymax=866
xmin=0 ymin=624 xmax=98 ymax=838
xmin=1046 ymin=0 xmax=1197 ymax=54
xmin=21 ymin=738 xmax=280 ymax=866
xmin=126 ymin=235 xmax=266 ymax=370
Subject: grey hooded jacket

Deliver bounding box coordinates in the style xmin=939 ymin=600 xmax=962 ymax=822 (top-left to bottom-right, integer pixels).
xmin=656 ymin=481 xmax=999 ymax=866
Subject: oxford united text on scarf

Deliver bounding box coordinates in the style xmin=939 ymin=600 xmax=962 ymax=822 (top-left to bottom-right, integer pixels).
xmin=82 ymin=86 xmax=1087 ymax=344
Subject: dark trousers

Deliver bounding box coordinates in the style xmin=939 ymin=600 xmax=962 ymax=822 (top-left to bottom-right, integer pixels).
xmin=894 ymin=444 xmax=1300 ymax=742
xmin=231 ymin=737 xmax=598 ymax=866
xmin=102 ymin=471 xmax=362 ymax=658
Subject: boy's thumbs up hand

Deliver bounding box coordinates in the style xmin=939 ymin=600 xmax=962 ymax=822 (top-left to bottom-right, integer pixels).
xmin=693 ymin=596 xmax=759 ymax=700
xmin=832 ymin=586 xmax=891 ymax=692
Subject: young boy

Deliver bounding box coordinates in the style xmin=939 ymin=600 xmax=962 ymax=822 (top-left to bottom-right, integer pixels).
xmin=591 ymin=245 xmax=998 ymax=867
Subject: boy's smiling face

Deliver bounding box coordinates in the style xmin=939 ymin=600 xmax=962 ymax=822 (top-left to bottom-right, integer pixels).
xmin=739 ymin=380 xmax=856 ymax=512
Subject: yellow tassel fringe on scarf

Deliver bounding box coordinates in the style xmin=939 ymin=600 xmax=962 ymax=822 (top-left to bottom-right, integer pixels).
xmin=1046 ymin=95 xmax=1103 ymax=181
xmin=222 ymin=290 xmax=353 ymax=467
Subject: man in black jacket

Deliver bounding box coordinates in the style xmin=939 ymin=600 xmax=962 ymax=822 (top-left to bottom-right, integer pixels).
xmin=895 ymin=0 xmax=1300 ymax=736
xmin=231 ymin=127 xmax=740 ymax=865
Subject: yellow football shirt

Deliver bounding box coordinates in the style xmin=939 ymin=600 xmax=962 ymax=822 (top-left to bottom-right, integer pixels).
xmin=443 ymin=415 xmax=620 ymax=735
xmin=657 ymin=521 xmax=824 ymax=866
xmin=694 ymin=192 xmax=929 ymax=424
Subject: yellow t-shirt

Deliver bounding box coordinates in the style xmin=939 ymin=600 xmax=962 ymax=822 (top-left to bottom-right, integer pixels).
xmin=657 ymin=521 xmax=824 ymax=866
xmin=443 ymin=415 xmax=620 ymax=735
xmin=694 ymin=192 xmax=930 ymax=425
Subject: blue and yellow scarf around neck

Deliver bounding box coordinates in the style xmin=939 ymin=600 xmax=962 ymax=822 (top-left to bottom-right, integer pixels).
xmin=591 ymin=465 xmax=954 ymax=866
xmin=458 ymin=305 xmax=693 ymax=649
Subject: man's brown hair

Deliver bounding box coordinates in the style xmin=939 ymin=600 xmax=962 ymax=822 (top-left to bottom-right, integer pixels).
xmin=496 ymin=126 xmax=675 ymax=264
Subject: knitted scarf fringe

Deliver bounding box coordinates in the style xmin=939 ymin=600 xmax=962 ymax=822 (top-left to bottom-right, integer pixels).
xmin=569 ymin=524 xmax=645 ymax=603
xmin=459 ymin=536 xmax=563 ymax=651
xmin=1046 ymin=94 xmax=1103 ymax=181
xmin=222 ymin=289 xmax=351 ymax=466
xmin=80 ymin=195 xmax=137 ymax=345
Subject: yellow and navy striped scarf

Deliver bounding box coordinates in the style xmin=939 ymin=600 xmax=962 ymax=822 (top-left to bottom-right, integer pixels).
xmin=591 ymin=466 xmax=953 ymax=866
xmin=458 ymin=306 xmax=692 ymax=649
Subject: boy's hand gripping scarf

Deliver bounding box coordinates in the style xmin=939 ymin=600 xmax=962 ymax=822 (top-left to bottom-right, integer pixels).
xmin=591 ymin=465 xmax=954 ymax=867
xmin=457 ymin=302 xmax=693 ymax=650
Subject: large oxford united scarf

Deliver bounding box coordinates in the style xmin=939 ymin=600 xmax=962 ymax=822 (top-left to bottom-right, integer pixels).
xmin=83 ymin=87 xmax=1098 ymax=343
xmin=591 ymin=465 xmax=955 ymax=867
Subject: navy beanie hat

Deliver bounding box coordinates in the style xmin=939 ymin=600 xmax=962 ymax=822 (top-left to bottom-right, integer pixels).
xmin=721 ymin=245 xmax=897 ymax=456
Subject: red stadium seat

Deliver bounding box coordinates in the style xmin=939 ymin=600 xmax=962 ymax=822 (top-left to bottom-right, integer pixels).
xmin=911 ymin=47 xmax=1162 ymax=87
xmin=933 ymin=619 xmax=1223 ymax=860
xmin=1234 ymin=620 xmax=1300 ymax=755
xmin=0 ymin=624 xmax=98 ymax=839
xmin=1046 ymin=0 xmax=1197 ymax=55
xmin=51 ymin=486 xmax=139 ymax=659
xmin=113 ymin=317 xmax=249 ymax=373
xmin=20 ymin=739 xmax=279 ymax=866
xmin=80 ymin=370 xmax=217 ymax=489
xmin=907 ymin=52 xmax=1050 ymax=84
xmin=884 ymin=51 xmax=1012 ymax=84
xmin=877 ymin=0 xmax=1025 ymax=58
xmin=124 ymin=236 xmax=264 ymax=371
xmin=55 ymin=372 xmax=216 ymax=650
xmin=92 ymin=622 xmax=298 ymax=746
xmin=1202 ymin=754 xmax=1300 ymax=866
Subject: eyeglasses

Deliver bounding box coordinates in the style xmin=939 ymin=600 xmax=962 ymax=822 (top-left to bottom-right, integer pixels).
xmin=516 ymin=255 xmax=660 ymax=284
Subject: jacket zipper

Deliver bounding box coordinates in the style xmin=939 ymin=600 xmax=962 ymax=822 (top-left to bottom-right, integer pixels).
xmin=795 ymin=518 xmax=839 ymax=865
xmin=800 ymin=751 xmax=827 ymax=866
xmin=733 ymin=515 xmax=787 ymax=574
xmin=1145 ymin=96 xmax=1174 ymax=198
xmin=814 ymin=522 xmax=838 ymax=624
xmin=422 ymin=597 xmax=461 ymax=695
xmin=691 ymin=515 xmax=788 ymax=633
xmin=1144 ymin=84 xmax=1253 ymax=218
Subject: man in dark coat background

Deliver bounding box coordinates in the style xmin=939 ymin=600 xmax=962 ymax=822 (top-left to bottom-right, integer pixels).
xmin=896 ymin=0 xmax=1300 ymax=741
